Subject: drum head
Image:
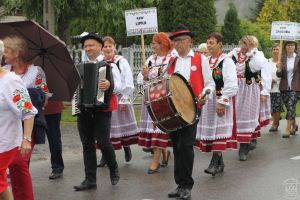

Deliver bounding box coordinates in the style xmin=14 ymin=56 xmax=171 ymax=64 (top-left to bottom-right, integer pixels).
xmin=169 ymin=74 xmax=196 ymax=124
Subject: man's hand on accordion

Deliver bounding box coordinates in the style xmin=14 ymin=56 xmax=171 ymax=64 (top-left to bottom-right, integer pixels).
xmin=99 ymin=79 xmax=111 ymax=91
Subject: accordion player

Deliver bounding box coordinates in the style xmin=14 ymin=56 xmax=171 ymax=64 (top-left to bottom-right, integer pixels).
xmin=72 ymin=61 xmax=114 ymax=115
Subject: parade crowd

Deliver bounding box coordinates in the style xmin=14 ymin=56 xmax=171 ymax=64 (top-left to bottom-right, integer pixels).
xmin=0 ymin=23 xmax=300 ymax=200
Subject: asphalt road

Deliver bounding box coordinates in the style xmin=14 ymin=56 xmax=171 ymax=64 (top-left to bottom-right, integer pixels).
xmin=29 ymin=118 xmax=300 ymax=200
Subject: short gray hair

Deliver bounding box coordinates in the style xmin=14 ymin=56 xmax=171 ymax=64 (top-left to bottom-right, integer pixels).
xmin=0 ymin=40 xmax=4 ymax=62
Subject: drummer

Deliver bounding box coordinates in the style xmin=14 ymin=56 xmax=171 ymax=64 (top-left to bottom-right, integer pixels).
xmin=166 ymin=24 xmax=215 ymax=200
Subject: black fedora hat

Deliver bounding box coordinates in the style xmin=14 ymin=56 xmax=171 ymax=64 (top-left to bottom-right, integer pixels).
xmin=170 ymin=24 xmax=194 ymax=40
xmin=80 ymin=32 xmax=104 ymax=46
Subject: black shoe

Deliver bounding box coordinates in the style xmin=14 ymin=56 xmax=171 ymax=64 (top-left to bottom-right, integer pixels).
xmin=249 ymin=139 xmax=257 ymax=151
xmin=239 ymin=143 xmax=249 ymax=161
xmin=269 ymin=127 xmax=278 ymax=132
xmin=290 ymin=125 xmax=298 ymax=135
xmin=73 ymin=180 xmax=97 ymax=191
xmin=97 ymin=156 xmax=107 ymax=168
xmin=49 ymin=172 xmax=63 ymax=180
xmin=179 ymin=188 xmax=191 ymax=200
xmin=217 ymin=155 xmax=225 ymax=173
xmin=168 ymin=186 xmax=182 ymax=198
xmin=142 ymin=147 xmax=154 ymax=154
xmin=147 ymin=165 xmax=160 ymax=174
xmin=110 ymin=164 xmax=120 ymax=185
xmin=124 ymin=146 xmax=132 ymax=162
xmin=161 ymin=150 xmax=171 ymax=167
xmin=204 ymin=153 xmax=221 ymax=176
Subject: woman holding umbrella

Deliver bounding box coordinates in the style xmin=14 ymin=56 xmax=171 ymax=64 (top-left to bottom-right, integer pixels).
xmin=3 ymin=35 xmax=51 ymax=200
xmin=0 ymin=40 xmax=36 ymax=200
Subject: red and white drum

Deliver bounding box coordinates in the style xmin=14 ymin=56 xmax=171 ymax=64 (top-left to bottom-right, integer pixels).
xmin=144 ymin=73 xmax=198 ymax=133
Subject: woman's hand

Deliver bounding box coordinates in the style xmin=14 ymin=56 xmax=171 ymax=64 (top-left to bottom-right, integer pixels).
xmin=142 ymin=65 xmax=149 ymax=81
xmin=20 ymin=140 xmax=31 ymax=157
xmin=99 ymin=79 xmax=110 ymax=91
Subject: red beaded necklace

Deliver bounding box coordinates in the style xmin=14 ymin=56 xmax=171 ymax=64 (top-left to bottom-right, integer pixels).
xmin=237 ymin=51 xmax=248 ymax=64
xmin=209 ymin=51 xmax=223 ymax=69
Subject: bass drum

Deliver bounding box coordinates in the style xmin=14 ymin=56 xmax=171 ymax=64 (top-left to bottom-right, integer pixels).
xmin=145 ymin=73 xmax=197 ymax=133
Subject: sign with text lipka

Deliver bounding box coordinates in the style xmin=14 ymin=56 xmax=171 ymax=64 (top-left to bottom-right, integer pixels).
xmin=270 ymin=21 xmax=298 ymax=41
xmin=125 ymin=7 xmax=158 ymax=36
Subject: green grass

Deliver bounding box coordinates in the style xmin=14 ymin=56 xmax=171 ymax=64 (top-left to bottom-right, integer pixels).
xmin=61 ymin=102 xmax=300 ymax=123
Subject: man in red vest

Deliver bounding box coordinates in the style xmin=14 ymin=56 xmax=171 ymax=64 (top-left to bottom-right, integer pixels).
xmin=167 ymin=25 xmax=215 ymax=200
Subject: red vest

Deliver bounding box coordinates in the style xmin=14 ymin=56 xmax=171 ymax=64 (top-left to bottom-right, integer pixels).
xmin=168 ymin=53 xmax=204 ymax=108
xmin=103 ymin=94 xmax=118 ymax=112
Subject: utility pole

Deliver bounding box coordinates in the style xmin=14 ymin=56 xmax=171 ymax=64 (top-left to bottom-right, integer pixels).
xmin=43 ymin=0 xmax=55 ymax=34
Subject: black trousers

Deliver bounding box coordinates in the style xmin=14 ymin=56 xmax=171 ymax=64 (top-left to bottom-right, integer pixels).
xmin=169 ymin=120 xmax=198 ymax=189
xmin=45 ymin=113 xmax=64 ymax=173
xmin=77 ymin=111 xmax=117 ymax=183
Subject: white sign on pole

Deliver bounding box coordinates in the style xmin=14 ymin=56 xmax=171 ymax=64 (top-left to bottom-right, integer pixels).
xmin=125 ymin=7 xmax=158 ymax=36
xmin=270 ymin=21 xmax=298 ymax=41
xmin=297 ymin=23 xmax=300 ymax=40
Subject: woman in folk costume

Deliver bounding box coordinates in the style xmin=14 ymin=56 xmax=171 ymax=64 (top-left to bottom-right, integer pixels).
xmin=98 ymin=36 xmax=138 ymax=167
xmin=251 ymin=42 xmax=272 ymax=150
xmin=268 ymin=43 xmax=284 ymax=132
xmin=0 ymin=40 xmax=37 ymax=200
xmin=195 ymin=32 xmax=238 ymax=176
xmin=3 ymin=35 xmax=51 ymax=200
xmin=228 ymin=35 xmax=269 ymax=161
xmin=137 ymin=32 xmax=173 ymax=174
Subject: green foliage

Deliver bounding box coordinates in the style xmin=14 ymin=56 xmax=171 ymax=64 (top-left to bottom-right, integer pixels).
xmin=157 ymin=0 xmax=174 ymax=32
xmin=256 ymin=0 xmax=288 ymax=24
xmin=171 ymin=0 xmax=216 ymax=43
xmin=286 ymin=0 xmax=300 ymax=22
xmin=240 ymin=18 xmax=272 ymax=51
xmin=221 ymin=3 xmax=240 ymax=44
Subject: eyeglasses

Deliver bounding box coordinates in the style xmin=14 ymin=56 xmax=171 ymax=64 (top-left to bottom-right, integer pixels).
xmin=172 ymin=37 xmax=190 ymax=43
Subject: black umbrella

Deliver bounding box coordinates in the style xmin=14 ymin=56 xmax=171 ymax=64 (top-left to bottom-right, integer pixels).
xmin=0 ymin=20 xmax=80 ymax=101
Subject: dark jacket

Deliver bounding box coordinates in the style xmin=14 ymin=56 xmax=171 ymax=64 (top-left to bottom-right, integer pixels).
xmin=28 ymin=88 xmax=47 ymax=144
xmin=277 ymin=54 xmax=300 ymax=92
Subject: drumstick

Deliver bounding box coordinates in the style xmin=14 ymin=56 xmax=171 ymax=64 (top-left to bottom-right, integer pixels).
xmin=200 ymin=89 xmax=211 ymax=99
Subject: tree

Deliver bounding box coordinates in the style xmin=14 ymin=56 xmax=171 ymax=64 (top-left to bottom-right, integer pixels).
xmin=171 ymin=0 xmax=216 ymax=43
xmin=256 ymin=0 xmax=288 ymax=24
xmin=285 ymin=0 xmax=300 ymax=22
xmin=157 ymin=0 xmax=174 ymax=32
xmin=240 ymin=18 xmax=272 ymax=51
xmin=221 ymin=3 xmax=240 ymax=44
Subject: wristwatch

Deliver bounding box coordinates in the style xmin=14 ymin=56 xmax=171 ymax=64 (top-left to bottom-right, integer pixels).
xmin=23 ymin=136 xmax=32 ymax=142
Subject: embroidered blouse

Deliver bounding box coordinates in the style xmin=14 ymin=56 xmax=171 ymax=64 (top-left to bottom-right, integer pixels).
xmin=0 ymin=71 xmax=37 ymax=153
xmin=4 ymin=64 xmax=52 ymax=98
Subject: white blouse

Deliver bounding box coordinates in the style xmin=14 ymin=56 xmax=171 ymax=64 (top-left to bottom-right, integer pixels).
xmin=287 ymin=53 xmax=297 ymax=89
xmin=0 ymin=71 xmax=37 ymax=153
xmin=4 ymin=64 xmax=52 ymax=98
xmin=268 ymin=58 xmax=281 ymax=93
xmin=110 ymin=55 xmax=134 ymax=104
xmin=208 ymin=54 xmax=238 ymax=105
xmin=228 ymin=48 xmax=270 ymax=95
